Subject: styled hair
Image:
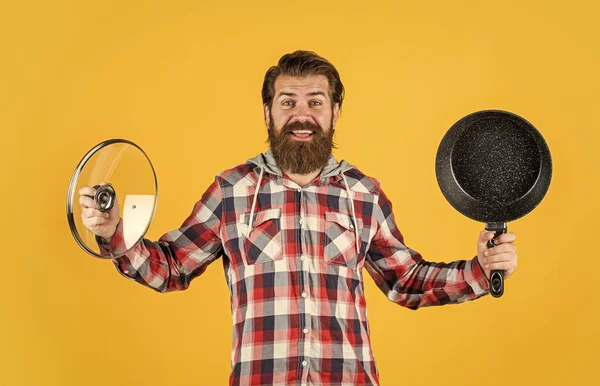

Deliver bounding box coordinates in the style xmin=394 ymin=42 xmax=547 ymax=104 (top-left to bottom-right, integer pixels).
xmin=261 ymin=50 xmax=345 ymax=111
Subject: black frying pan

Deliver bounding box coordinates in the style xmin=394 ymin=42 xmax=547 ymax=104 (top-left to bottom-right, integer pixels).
xmin=435 ymin=110 xmax=552 ymax=298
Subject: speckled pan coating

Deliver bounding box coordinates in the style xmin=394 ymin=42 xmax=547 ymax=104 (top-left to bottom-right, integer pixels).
xmin=435 ymin=110 xmax=552 ymax=223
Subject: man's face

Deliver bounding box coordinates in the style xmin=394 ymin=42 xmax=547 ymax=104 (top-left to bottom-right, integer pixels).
xmin=265 ymin=74 xmax=340 ymax=175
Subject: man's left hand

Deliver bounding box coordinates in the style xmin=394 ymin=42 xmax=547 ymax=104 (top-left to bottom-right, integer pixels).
xmin=477 ymin=230 xmax=518 ymax=281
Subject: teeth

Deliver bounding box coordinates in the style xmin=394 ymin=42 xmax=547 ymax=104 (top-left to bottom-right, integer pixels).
xmin=292 ymin=130 xmax=313 ymax=134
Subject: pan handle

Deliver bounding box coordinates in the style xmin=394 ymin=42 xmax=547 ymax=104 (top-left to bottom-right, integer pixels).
xmin=485 ymin=222 xmax=507 ymax=298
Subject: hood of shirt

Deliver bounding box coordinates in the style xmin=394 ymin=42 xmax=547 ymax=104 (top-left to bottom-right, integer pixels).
xmin=243 ymin=150 xmax=361 ymax=253
xmin=246 ymin=149 xmax=355 ymax=183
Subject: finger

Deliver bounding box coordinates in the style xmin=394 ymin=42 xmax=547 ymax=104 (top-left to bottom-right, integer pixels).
xmin=79 ymin=195 xmax=95 ymax=209
xmin=478 ymin=230 xmax=496 ymax=247
xmin=494 ymin=232 xmax=516 ymax=244
xmin=82 ymin=207 xmax=110 ymax=219
xmin=485 ymin=243 xmax=516 ymax=256
xmin=81 ymin=213 xmax=108 ymax=226
xmin=79 ymin=186 xmax=97 ymax=197
xmin=484 ymin=260 xmax=517 ymax=272
xmin=88 ymin=216 xmax=108 ymax=226
xmin=484 ymin=252 xmax=518 ymax=264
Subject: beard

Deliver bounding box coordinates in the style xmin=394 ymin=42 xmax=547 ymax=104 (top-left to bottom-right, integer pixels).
xmin=267 ymin=115 xmax=336 ymax=175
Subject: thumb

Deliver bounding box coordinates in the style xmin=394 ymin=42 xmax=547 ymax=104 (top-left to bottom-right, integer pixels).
xmin=478 ymin=230 xmax=495 ymax=250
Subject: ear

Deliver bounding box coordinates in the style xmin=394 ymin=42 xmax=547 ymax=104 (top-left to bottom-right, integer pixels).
xmin=332 ymin=103 xmax=340 ymax=130
xmin=264 ymin=104 xmax=270 ymax=129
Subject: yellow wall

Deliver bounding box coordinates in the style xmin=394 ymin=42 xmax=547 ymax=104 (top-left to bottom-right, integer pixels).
xmin=2 ymin=1 xmax=598 ymax=385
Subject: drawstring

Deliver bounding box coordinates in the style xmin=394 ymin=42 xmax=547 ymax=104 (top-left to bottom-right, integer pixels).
xmin=342 ymin=173 xmax=360 ymax=254
xmin=247 ymin=166 xmax=358 ymax=255
xmin=247 ymin=166 xmax=264 ymax=237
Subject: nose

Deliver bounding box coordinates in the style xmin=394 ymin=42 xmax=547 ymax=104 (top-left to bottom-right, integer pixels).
xmin=291 ymin=104 xmax=312 ymax=124
xmin=294 ymin=115 xmax=310 ymax=123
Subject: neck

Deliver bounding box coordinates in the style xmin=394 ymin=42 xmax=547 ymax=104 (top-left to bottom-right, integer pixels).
xmin=285 ymin=169 xmax=322 ymax=187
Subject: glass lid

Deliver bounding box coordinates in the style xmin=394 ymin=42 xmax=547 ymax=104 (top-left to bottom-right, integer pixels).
xmin=66 ymin=139 xmax=158 ymax=259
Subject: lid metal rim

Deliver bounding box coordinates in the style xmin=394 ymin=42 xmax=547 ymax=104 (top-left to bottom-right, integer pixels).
xmin=66 ymin=138 xmax=158 ymax=259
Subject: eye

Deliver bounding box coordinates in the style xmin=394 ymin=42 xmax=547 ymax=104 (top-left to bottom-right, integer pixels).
xmin=282 ymin=100 xmax=294 ymax=107
xmin=310 ymin=100 xmax=323 ymax=106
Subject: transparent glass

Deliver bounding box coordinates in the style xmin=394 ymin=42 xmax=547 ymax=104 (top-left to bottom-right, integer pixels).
xmin=66 ymin=139 xmax=158 ymax=258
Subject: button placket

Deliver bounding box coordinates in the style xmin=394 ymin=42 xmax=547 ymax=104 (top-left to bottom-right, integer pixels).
xmin=297 ymin=187 xmax=312 ymax=379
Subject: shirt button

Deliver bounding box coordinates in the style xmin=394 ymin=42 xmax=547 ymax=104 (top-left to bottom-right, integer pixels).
xmin=303 ymin=328 xmax=309 ymax=334
xmin=301 ymin=292 xmax=307 ymax=298
xmin=302 ymin=360 xmax=308 ymax=367
xmin=124 ymin=270 xmax=129 ymax=274
xmin=299 ymin=218 xmax=304 ymax=225
xmin=300 ymin=255 xmax=306 ymax=261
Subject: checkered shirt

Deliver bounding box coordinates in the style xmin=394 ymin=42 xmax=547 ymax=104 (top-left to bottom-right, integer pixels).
xmin=98 ymin=151 xmax=491 ymax=386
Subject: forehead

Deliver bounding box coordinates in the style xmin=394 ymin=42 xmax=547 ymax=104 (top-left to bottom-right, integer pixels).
xmin=274 ymin=74 xmax=329 ymax=97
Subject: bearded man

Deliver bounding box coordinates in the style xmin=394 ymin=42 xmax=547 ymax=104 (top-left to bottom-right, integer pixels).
xmin=79 ymin=50 xmax=518 ymax=386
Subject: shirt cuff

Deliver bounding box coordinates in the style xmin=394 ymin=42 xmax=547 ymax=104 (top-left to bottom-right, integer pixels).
xmin=96 ymin=218 xmax=127 ymax=258
xmin=467 ymin=255 xmax=491 ymax=294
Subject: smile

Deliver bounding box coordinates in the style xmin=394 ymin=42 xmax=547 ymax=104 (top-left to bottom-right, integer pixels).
xmin=289 ymin=130 xmax=315 ymax=141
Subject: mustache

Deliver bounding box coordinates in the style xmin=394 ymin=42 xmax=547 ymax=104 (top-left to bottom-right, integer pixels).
xmin=281 ymin=120 xmax=323 ymax=134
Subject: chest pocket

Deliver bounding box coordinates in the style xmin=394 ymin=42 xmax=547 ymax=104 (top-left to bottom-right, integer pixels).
xmin=324 ymin=211 xmax=363 ymax=269
xmin=240 ymin=208 xmax=283 ymax=265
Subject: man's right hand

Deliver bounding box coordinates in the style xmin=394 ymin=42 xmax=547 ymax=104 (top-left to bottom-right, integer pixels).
xmin=78 ymin=182 xmax=120 ymax=242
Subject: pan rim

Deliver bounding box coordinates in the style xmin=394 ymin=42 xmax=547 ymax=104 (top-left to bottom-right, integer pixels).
xmin=435 ymin=109 xmax=552 ymax=223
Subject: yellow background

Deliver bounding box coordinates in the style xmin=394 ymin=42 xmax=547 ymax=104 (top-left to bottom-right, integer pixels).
xmin=2 ymin=0 xmax=598 ymax=385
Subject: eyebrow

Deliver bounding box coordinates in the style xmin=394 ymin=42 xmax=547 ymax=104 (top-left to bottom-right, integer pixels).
xmin=277 ymin=91 xmax=327 ymax=98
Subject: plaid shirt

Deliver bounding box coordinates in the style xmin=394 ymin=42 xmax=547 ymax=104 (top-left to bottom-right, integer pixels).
xmin=99 ymin=150 xmax=491 ymax=386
